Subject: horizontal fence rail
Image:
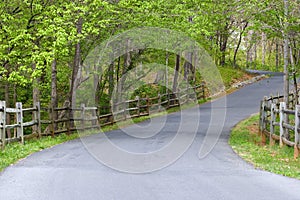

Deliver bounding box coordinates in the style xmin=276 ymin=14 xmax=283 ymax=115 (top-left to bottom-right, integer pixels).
xmin=259 ymin=91 xmax=300 ymax=159
xmin=0 ymin=84 xmax=205 ymax=150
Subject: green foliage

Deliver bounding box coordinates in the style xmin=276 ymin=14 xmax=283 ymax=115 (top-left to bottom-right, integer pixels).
xmin=131 ymin=84 xmax=169 ymax=98
xmin=0 ymin=0 xmax=299 ymax=107
xmin=218 ymin=66 xmax=248 ymax=88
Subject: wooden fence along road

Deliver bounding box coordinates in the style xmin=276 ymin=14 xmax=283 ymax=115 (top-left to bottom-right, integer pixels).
xmin=259 ymin=92 xmax=300 ymax=159
xmin=0 ymin=84 xmax=205 ymax=149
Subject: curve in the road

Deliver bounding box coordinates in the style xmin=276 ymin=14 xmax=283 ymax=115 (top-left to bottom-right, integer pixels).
xmin=1 ymin=75 xmax=300 ymax=200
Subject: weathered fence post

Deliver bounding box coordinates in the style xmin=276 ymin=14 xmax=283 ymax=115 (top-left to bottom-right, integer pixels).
xmin=179 ymin=88 xmax=183 ymax=105
xmin=136 ymin=96 xmax=140 ymax=117
xmin=279 ymin=102 xmax=286 ymax=147
xmin=146 ymin=96 xmax=150 ymax=115
xmin=195 ymin=86 xmax=198 ymax=101
xmin=93 ymin=107 xmax=99 ymax=127
xmin=16 ymin=102 xmax=24 ymax=144
xmin=167 ymin=91 xmax=170 ymax=109
xmin=184 ymin=84 xmax=188 ymax=104
xmin=51 ymin=104 xmax=58 ymax=134
xmin=188 ymin=85 xmax=193 ymax=101
xmin=195 ymin=85 xmax=199 ymax=99
xmin=109 ymin=100 xmax=114 ymax=125
xmin=49 ymin=106 xmax=55 ymax=137
xmin=34 ymin=102 xmax=41 ymax=138
xmin=0 ymin=101 xmax=6 ymax=149
xmin=158 ymin=94 xmax=162 ymax=112
xmin=187 ymin=84 xmax=191 ymax=103
xmin=294 ymin=105 xmax=300 ymax=159
xmin=202 ymin=82 xmax=205 ymax=100
xmin=65 ymin=101 xmax=71 ymax=135
xmin=259 ymin=97 xmax=267 ymax=145
xmin=123 ymin=101 xmax=127 ymax=120
xmin=81 ymin=103 xmax=85 ymax=130
xmin=259 ymin=100 xmax=263 ymax=132
xmin=270 ymin=103 xmax=276 ymax=146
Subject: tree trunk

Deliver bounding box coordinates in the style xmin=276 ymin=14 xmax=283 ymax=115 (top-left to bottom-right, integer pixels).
xmin=283 ymin=0 xmax=290 ymax=139
xmin=94 ymin=64 xmax=100 ymax=106
xmin=33 ymin=82 xmax=40 ymax=105
xmin=32 ymin=63 xmax=40 ymax=135
xmin=283 ymin=0 xmax=289 ymax=109
xmin=233 ymin=22 xmax=248 ymax=68
xmin=172 ymin=54 xmax=180 ymax=92
xmin=276 ymin=40 xmax=279 ymax=71
xmin=70 ymin=17 xmax=83 ymax=106
xmin=13 ymin=84 xmax=16 ymax=105
xmin=254 ymin=42 xmax=257 ymax=69
xmin=192 ymin=50 xmax=197 ymax=83
xmin=4 ymin=81 xmax=10 ymax=138
xmin=295 ymin=38 xmax=300 ymax=66
xmin=220 ymin=36 xmax=228 ymax=66
xmin=183 ymin=59 xmax=189 ymax=81
xmin=50 ymin=59 xmax=58 ymax=131
xmin=116 ymin=56 xmax=121 ymax=83
xmin=246 ymin=30 xmax=254 ymax=68
xmin=267 ymin=39 xmax=274 ymax=66
xmin=183 ymin=51 xmax=193 ymax=81
xmin=165 ymin=52 xmax=169 ymax=92
xmin=117 ymin=39 xmax=131 ymax=102
xmin=219 ymin=23 xmax=229 ymax=67
xmin=69 ymin=17 xmax=83 ymax=127
xmin=215 ymin=31 xmax=220 ymax=65
xmin=289 ymin=43 xmax=295 ymax=67
xmin=108 ymin=59 xmax=114 ymax=98
xmin=13 ymin=84 xmax=17 ymax=137
xmin=261 ymin=32 xmax=267 ymax=66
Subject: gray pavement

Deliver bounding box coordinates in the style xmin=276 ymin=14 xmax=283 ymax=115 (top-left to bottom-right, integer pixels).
xmin=1 ymin=74 xmax=300 ymax=200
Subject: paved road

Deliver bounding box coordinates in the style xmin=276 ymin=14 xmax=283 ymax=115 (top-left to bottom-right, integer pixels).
xmin=1 ymin=74 xmax=300 ymax=200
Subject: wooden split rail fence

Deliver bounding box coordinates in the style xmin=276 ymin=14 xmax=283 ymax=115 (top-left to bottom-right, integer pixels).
xmin=259 ymin=92 xmax=300 ymax=159
xmin=0 ymin=84 xmax=205 ymax=149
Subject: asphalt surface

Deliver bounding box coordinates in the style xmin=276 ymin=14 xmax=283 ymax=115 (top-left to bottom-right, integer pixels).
xmin=1 ymin=74 xmax=300 ymax=200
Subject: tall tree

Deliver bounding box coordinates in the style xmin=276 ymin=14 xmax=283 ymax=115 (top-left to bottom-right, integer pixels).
xmin=283 ymin=0 xmax=289 ymax=110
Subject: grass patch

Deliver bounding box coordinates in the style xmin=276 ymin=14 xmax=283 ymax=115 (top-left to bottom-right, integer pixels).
xmin=0 ymin=134 xmax=78 ymax=172
xmin=229 ymin=114 xmax=300 ymax=179
xmin=218 ymin=67 xmax=254 ymax=89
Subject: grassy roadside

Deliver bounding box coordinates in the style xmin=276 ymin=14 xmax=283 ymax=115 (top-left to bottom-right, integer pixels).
xmin=0 ymin=105 xmax=191 ymax=172
xmin=0 ymin=134 xmax=78 ymax=172
xmin=229 ymin=114 xmax=300 ymax=179
xmin=0 ymin=67 xmax=255 ymax=173
xmin=218 ymin=66 xmax=254 ymax=89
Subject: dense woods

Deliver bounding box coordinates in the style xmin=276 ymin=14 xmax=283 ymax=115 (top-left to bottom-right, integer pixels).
xmin=0 ymin=0 xmax=299 ymax=113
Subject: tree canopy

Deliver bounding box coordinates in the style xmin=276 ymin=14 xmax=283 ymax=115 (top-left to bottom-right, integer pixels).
xmin=0 ymin=0 xmax=299 ymax=109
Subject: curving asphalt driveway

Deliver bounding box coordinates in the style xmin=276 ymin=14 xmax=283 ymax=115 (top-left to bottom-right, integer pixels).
xmin=1 ymin=74 xmax=300 ymax=200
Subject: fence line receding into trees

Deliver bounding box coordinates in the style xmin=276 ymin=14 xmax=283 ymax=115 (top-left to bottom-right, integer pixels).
xmin=0 ymin=84 xmax=205 ymax=150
